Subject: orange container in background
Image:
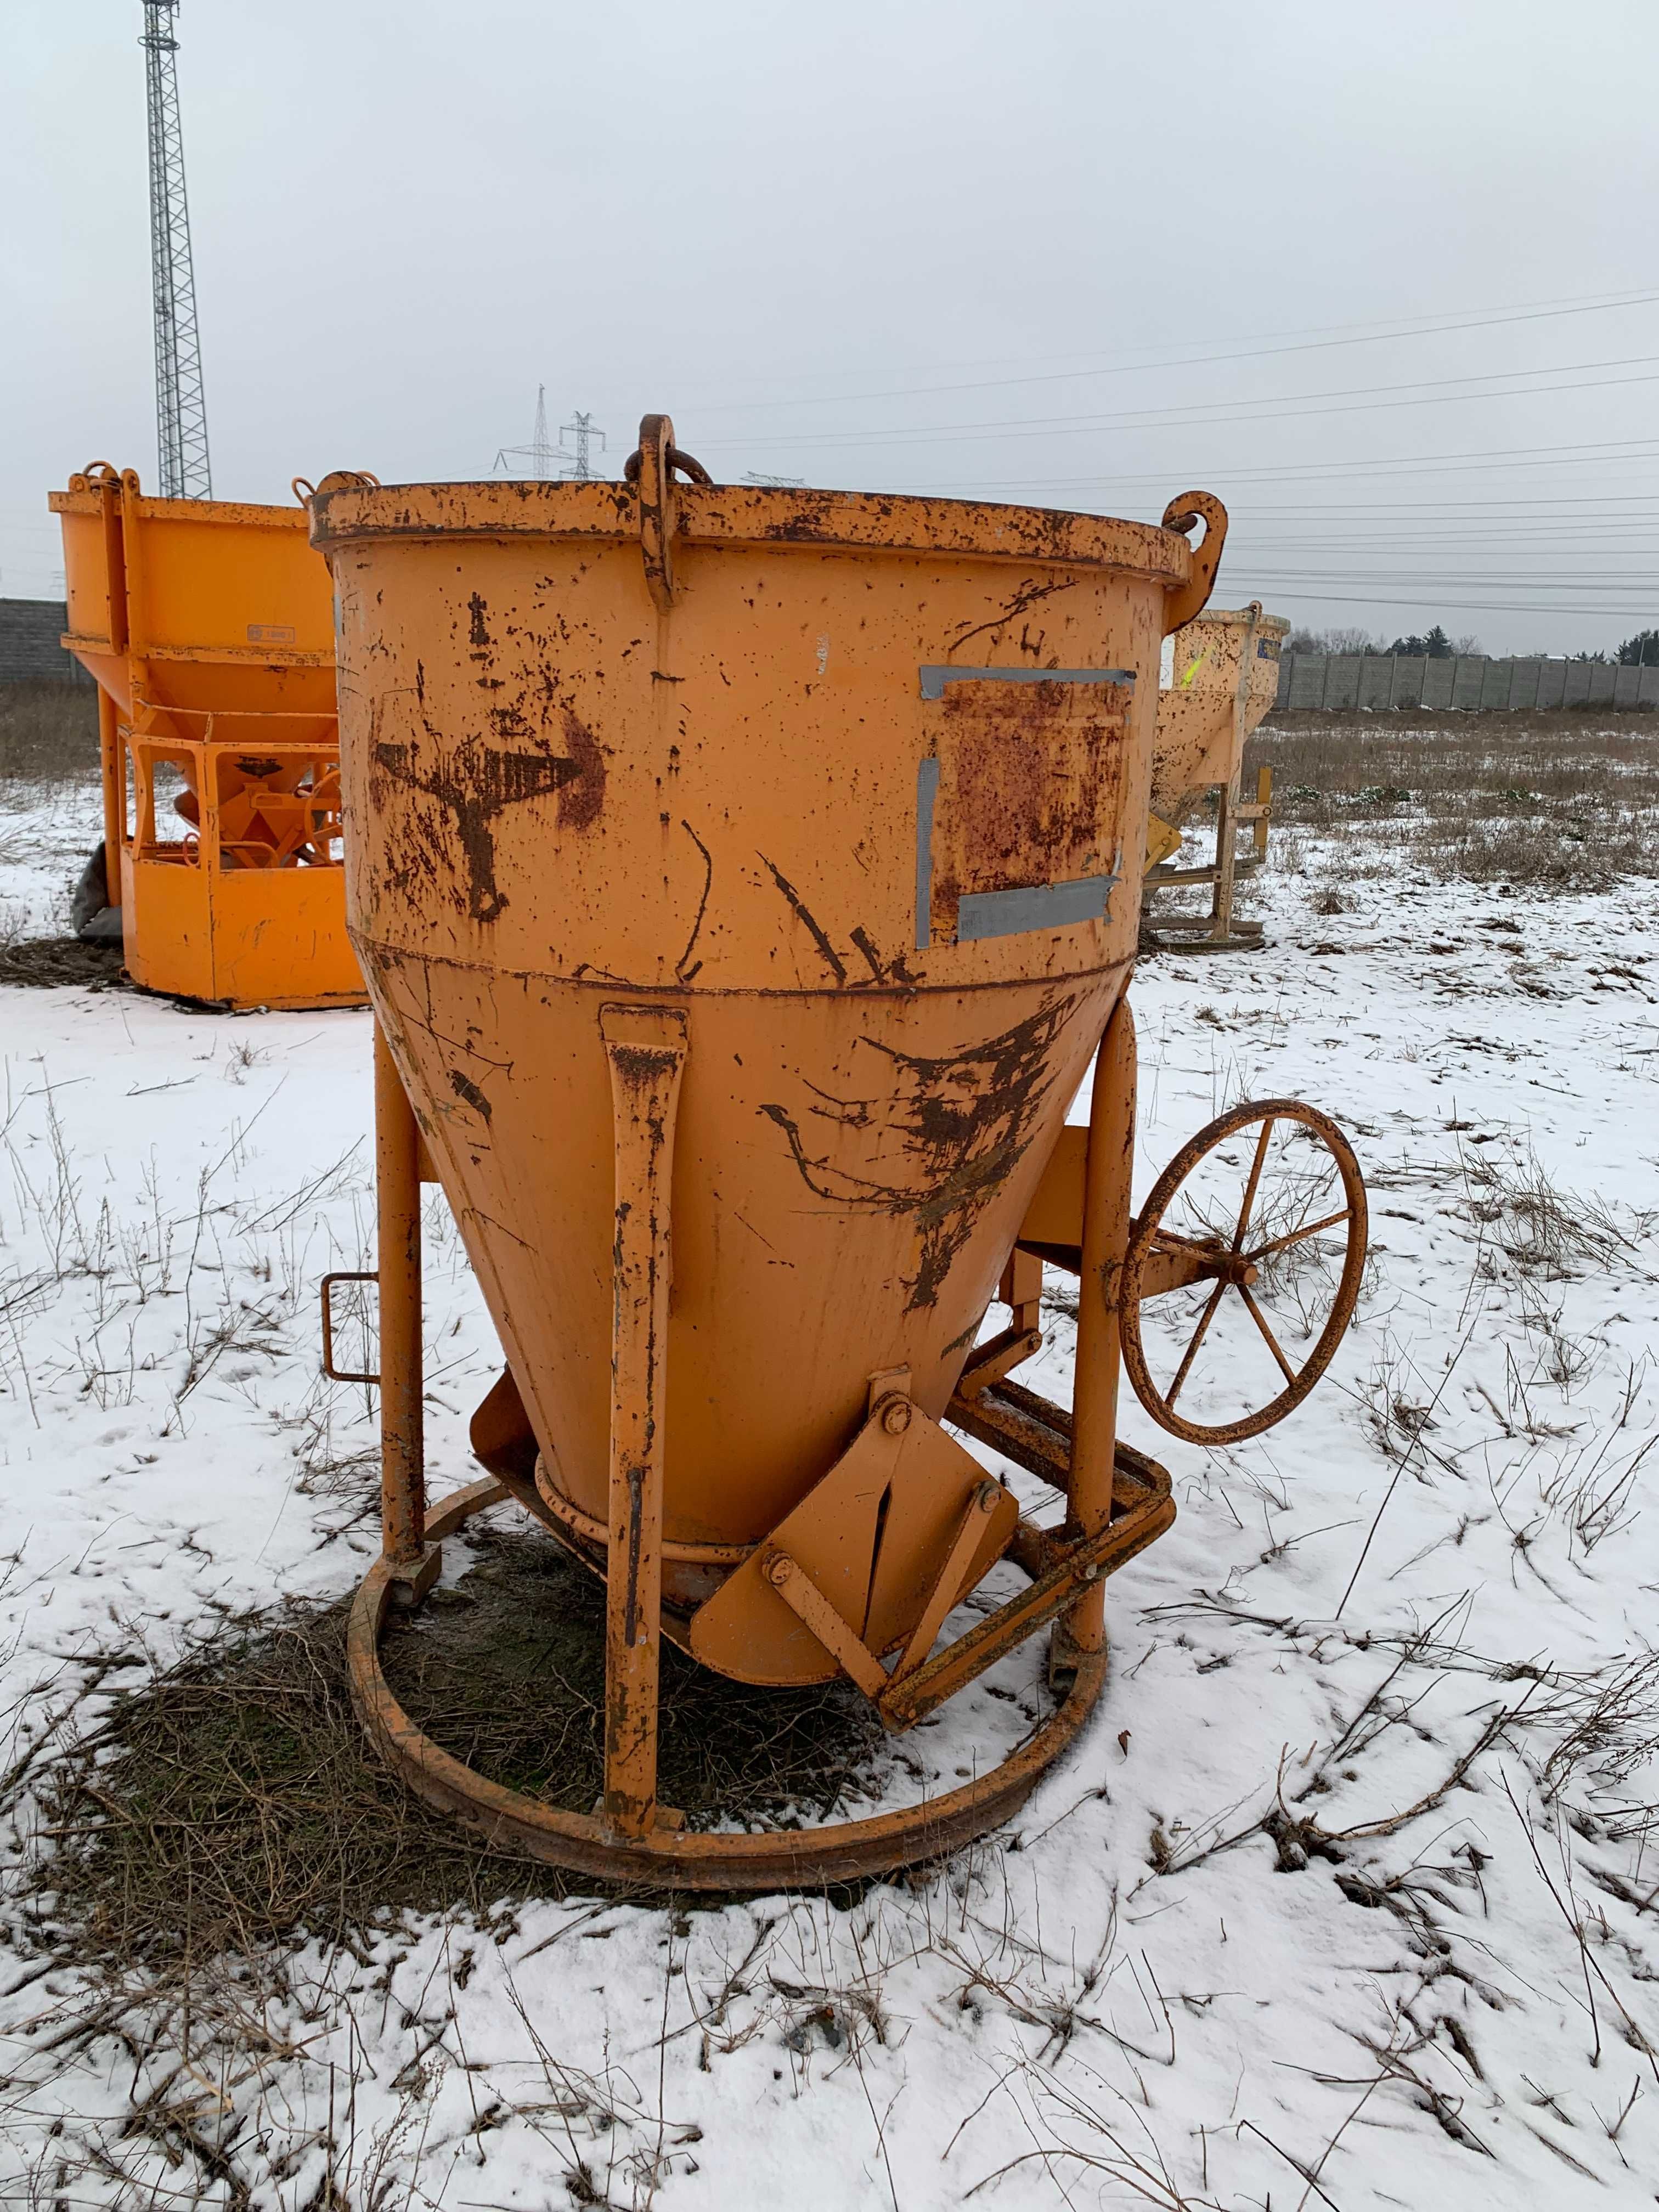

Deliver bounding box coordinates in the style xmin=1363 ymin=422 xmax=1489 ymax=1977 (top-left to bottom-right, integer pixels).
xmin=50 ymin=464 xmax=365 ymax=1009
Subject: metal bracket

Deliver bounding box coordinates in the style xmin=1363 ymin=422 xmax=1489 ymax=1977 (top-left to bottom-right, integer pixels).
xmin=953 ymin=1324 xmax=1043 ymax=1402
xmin=761 ymin=1475 xmax=1016 ymax=1706
xmin=763 ymin=1550 xmax=889 ymax=1698
xmin=878 ymin=1456 xmax=1173 ymax=1730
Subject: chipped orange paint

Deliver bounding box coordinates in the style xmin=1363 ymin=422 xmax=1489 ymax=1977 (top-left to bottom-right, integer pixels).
xmin=311 ymin=448 xmax=1212 ymax=1592
xmin=315 ymin=421 xmax=1244 ymax=1880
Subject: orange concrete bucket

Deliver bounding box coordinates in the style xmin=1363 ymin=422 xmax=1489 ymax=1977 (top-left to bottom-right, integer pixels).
xmin=309 ymin=425 xmax=1361 ymax=1887
xmin=1148 ymin=602 xmax=1289 ymax=858
xmin=49 ymin=465 xmax=365 ymax=1009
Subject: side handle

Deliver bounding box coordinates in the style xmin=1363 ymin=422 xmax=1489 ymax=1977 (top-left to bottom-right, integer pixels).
xmin=321 ymin=1270 xmax=379 ymax=1384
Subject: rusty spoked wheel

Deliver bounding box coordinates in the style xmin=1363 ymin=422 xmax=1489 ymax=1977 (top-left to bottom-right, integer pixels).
xmin=1121 ymin=1099 xmax=1368 ymax=1446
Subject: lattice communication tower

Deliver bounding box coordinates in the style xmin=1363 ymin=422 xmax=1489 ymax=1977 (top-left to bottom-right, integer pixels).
xmin=495 ymin=386 xmax=557 ymax=479
xmin=140 ymin=1 xmax=212 ymax=499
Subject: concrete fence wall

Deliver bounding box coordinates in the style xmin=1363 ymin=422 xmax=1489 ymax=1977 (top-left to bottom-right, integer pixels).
xmin=0 ymin=599 xmax=92 ymax=686
xmin=1274 ymin=653 xmax=1659 ymax=713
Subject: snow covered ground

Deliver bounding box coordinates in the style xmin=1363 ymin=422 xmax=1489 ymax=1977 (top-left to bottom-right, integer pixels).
xmin=0 ymin=772 xmax=1656 ymax=2209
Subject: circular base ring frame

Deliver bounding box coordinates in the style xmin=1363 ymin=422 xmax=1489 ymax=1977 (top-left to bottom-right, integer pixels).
xmin=348 ymin=1478 xmax=1108 ymax=1893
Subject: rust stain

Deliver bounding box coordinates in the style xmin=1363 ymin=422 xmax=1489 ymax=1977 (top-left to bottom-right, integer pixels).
xmin=849 ymin=923 xmax=918 ymax=989
xmin=448 ymin=1066 xmax=493 ymax=1121
xmin=676 ymin=819 xmax=714 ymax=984
xmin=759 ymin=994 xmax=1074 ymax=1310
xmin=849 ymin=926 xmax=886 ymax=983
xmin=757 ymin=852 xmax=847 ymax=984
xmin=944 ymin=577 xmax=1077 ymax=658
xmin=557 ymin=710 xmax=607 ymax=830
xmin=371 ymin=702 xmax=606 ymax=922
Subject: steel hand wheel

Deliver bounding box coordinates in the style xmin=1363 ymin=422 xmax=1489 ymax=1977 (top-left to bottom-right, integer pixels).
xmin=1120 ymin=1099 xmax=1368 ymax=1446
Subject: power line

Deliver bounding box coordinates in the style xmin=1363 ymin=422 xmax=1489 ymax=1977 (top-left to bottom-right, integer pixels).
xmin=1237 ymin=589 xmax=1659 ymax=617
xmin=672 ymin=280 xmax=1659 ymax=407
xmin=871 ymin=435 xmax=1659 ymax=497
xmin=718 ymin=351 xmax=1659 ymax=456
xmin=1203 ymin=493 xmax=1659 ymax=511
xmin=1245 ymin=571 xmax=1659 ymax=587
xmin=140 ymin=1 xmax=211 ymax=499
xmin=690 ymin=287 xmax=1659 ymax=419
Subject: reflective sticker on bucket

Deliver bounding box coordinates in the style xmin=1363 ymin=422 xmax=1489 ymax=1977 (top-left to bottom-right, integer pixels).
xmin=915 ymin=757 xmax=940 ymax=948
xmin=957 ymin=873 xmax=1119 ymax=940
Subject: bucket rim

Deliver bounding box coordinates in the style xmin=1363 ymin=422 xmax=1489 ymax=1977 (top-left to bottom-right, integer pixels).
xmin=52 ymin=480 xmax=312 ymax=534
xmin=305 ymin=475 xmax=1194 ymax=580
xmin=1178 ymin=605 xmax=1291 ymax=636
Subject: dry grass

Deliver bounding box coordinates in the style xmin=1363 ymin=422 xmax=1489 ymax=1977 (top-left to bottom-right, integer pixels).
xmin=1246 ymin=710 xmax=1659 ymax=888
xmin=20 ymin=1515 xmax=888 ymax=1977
xmin=1459 ymin=1141 xmax=1646 ymax=1280
xmin=24 ymin=1595 xmax=574 ymax=1976
xmin=0 ymin=680 xmax=99 ymax=782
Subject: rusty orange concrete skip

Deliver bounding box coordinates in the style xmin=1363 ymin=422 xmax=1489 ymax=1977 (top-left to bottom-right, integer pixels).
xmin=307 ymin=425 xmax=1359 ymax=1882
xmin=1149 ymin=602 xmax=1290 ymax=857
xmin=49 ymin=465 xmax=365 ymax=1009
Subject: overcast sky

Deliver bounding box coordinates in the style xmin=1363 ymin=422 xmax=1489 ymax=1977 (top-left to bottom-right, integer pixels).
xmin=5 ymin=0 xmax=1657 ymax=654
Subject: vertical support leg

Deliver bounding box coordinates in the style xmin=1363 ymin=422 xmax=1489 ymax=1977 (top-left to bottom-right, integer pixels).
xmin=1210 ymin=603 xmax=1261 ymax=945
xmin=97 ymin=689 xmax=123 ymax=918
xmin=600 ymin=1002 xmax=690 ymax=1838
xmin=375 ymin=1024 xmax=437 ymax=1599
xmin=1063 ymin=996 xmax=1137 ymax=1657
xmin=1209 ymin=774 xmax=1240 ymax=942
xmin=1254 ymin=763 xmax=1273 ymax=863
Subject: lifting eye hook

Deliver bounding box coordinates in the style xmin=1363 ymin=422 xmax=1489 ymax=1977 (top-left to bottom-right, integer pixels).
xmin=1160 ymin=490 xmax=1228 ymax=635
xmin=624 ymin=415 xmax=713 ymax=613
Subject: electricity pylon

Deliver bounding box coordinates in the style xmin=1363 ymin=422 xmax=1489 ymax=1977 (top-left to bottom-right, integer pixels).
xmin=559 ymin=411 xmax=606 ymax=481
xmin=140 ymin=1 xmax=212 ymax=499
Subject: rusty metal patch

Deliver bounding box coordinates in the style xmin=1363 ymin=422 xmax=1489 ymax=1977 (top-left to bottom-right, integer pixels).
xmin=917 ymin=672 xmax=1132 ymax=949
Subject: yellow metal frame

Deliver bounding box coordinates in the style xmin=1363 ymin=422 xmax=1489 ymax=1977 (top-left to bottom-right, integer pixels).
xmin=50 ymin=463 xmax=365 ymax=1009
xmin=112 ymin=718 xmax=363 ymax=1008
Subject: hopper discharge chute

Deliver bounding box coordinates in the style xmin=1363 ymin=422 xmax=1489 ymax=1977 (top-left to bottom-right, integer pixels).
xmin=311 ymin=424 xmax=1365 ymax=1887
